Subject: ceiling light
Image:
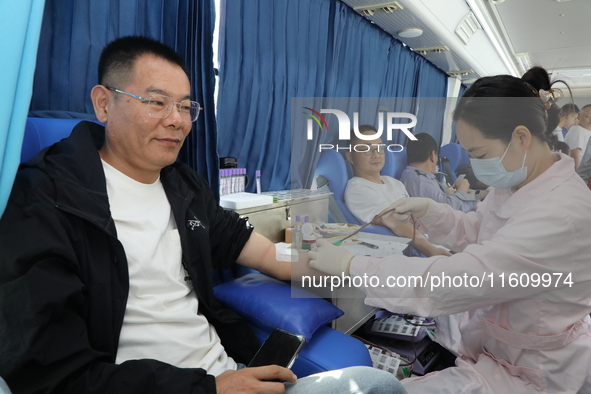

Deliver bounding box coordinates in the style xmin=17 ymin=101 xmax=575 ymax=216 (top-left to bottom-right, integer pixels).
xmin=398 ymin=28 xmax=423 ymax=38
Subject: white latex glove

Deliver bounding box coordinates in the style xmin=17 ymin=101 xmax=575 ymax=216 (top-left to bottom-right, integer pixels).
xmin=383 ymin=197 xmax=433 ymax=223
xmin=308 ymin=238 xmax=354 ymax=276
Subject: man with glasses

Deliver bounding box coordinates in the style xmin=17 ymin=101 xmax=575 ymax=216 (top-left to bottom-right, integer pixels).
xmin=0 ymin=37 xmax=403 ymax=394
xmin=344 ymin=126 xmax=450 ymax=257
xmin=400 ymin=133 xmax=477 ymax=213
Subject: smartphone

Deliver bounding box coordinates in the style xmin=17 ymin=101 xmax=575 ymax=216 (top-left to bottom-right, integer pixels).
xmin=247 ymin=329 xmax=306 ymax=369
xmin=456 ymin=174 xmax=466 ymax=181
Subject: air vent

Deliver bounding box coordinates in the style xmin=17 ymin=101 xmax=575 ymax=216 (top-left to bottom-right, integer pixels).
xmin=353 ymin=2 xmax=403 ymax=17
xmin=455 ymin=13 xmax=481 ymax=45
xmin=413 ymin=46 xmax=449 ymax=56
xmin=448 ymin=70 xmax=475 ymax=77
xmin=381 ymin=5 xmax=399 ymax=13
xmin=515 ymin=53 xmax=531 ymax=74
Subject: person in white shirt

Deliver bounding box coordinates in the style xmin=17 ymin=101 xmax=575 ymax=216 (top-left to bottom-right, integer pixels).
xmin=344 ymin=126 xmax=450 ymax=258
xmin=564 ymin=104 xmax=591 ymax=169
xmin=552 ymin=103 xmax=579 ymax=142
xmin=0 ymin=36 xmax=403 ymax=394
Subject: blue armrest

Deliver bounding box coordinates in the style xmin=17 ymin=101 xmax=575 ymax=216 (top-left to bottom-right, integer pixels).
xmin=250 ymin=325 xmax=372 ymax=378
xmin=214 ymin=273 xmax=343 ymax=342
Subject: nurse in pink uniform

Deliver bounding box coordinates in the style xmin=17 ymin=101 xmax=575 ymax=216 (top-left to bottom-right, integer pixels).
xmin=309 ymin=67 xmax=591 ymax=393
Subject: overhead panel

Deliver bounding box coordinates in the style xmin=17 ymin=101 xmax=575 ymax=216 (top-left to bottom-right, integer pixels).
xmin=340 ymin=0 xmax=512 ymax=84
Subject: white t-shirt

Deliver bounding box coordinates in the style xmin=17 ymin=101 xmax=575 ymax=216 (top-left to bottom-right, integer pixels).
xmin=102 ymin=160 xmax=235 ymax=376
xmin=552 ymin=127 xmax=565 ymax=142
xmin=344 ymin=176 xmax=409 ymax=224
xmin=564 ymin=125 xmax=591 ymax=155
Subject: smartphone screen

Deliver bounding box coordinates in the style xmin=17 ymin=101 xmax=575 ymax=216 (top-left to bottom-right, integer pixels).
xmin=247 ymin=329 xmax=306 ymax=369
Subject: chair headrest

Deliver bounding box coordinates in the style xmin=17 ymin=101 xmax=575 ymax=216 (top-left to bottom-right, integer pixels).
xmin=313 ymin=149 xmax=349 ymax=199
xmin=382 ymin=150 xmax=407 ymax=179
xmin=313 ymin=149 xmax=361 ymax=224
xmin=439 ymin=143 xmax=465 ymax=169
xmin=21 ymin=118 xmax=99 ymax=163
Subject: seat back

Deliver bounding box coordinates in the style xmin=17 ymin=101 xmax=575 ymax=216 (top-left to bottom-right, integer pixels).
xmin=382 ymin=150 xmax=407 ymax=179
xmin=313 ymin=149 xmax=360 ymax=224
xmin=439 ymin=143 xmax=469 ymax=183
xmin=21 ymin=118 xmax=98 ymax=163
xmin=313 ymin=150 xmax=397 ymax=236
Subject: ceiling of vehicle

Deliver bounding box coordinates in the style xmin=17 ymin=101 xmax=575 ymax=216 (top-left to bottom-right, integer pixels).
xmin=340 ymin=0 xmax=591 ymax=98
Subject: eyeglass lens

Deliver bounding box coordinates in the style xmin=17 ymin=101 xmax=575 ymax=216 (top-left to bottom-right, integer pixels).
xmin=363 ymin=147 xmax=385 ymax=156
xmin=147 ymin=95 xmax=201 ymax=122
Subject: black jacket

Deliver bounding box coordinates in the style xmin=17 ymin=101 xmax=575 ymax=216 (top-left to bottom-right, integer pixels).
xmin=0 ymin=122 xmax=258 ymax=393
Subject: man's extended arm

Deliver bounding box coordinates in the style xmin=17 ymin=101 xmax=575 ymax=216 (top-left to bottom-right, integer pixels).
xmin=236 ymin=232 xmax=291 ymax=280
xmin=373 ymin=212 xmax=451 ymax=257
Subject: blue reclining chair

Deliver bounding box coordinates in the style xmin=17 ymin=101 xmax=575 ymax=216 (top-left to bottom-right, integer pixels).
xmin=18 ymin=117 xmax=373 ymax=378
xmin=382 ymin=149 xmax=407 ymax=180
xmin=439 ymin=143 xmax=469 ymax=183
xmin=20 ymin=117 xmax=99 ymax=162
xmin=313 ymin=149 xmax=396 ymax=236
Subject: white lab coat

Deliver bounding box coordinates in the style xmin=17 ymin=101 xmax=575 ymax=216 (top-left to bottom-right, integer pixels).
xmin=350 ymin=154 xmax=591 ymax=393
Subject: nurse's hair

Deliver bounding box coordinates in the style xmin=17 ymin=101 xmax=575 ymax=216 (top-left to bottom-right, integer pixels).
xmin=453 ymin=66 xmax=565 ymax=148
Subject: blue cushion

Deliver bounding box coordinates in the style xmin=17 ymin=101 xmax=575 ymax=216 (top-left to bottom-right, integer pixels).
xmin=213 ymin=273 xmax=344 ymax=342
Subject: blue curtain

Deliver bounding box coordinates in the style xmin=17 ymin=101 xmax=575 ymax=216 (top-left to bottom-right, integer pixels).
xmin=450 ymin=84 xmax=468 ymax=143
xmin=30 ymin=0 xmax=219 ymax=192
xmin=217 ymin=0 xmax=448 ymax=190
xmin=0 ymin=0 xmax=46 ymax=217
xmin=217 ymin=0 xmax=334 ymax=192
xmin=414 ymin=58 xmax=449 ymax=146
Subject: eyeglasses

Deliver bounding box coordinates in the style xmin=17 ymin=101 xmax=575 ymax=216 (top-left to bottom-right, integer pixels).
xmin=361 ymin=147 xmax=386 ymax=156
xmin=107 ymin=87 xmax=202 ymax=122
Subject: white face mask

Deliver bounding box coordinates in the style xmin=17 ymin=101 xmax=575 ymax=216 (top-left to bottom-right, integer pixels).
xmin=470 ymin=139 xmax=528 ymax=189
